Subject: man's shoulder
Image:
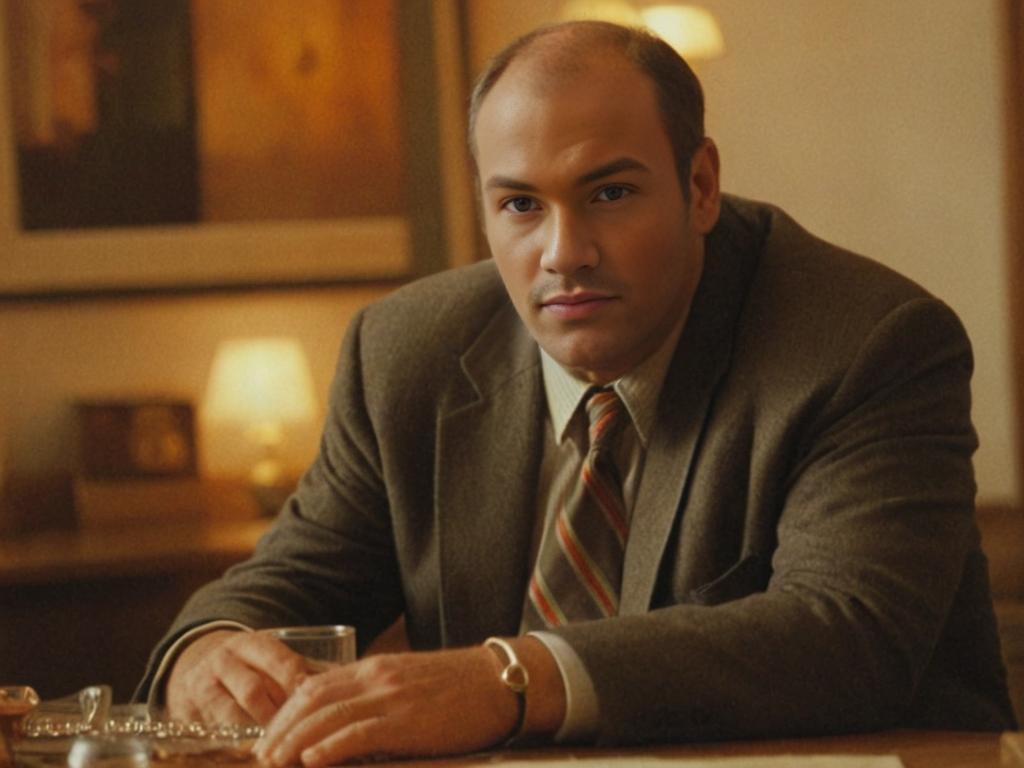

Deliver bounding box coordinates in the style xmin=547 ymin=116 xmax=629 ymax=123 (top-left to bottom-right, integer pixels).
xmin=720 ymin=194 xmax=933 ymax=308
xmin=714 ymin=195 xmax=970 ymax=393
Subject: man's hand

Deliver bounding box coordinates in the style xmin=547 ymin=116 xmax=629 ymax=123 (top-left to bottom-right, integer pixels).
xmin=254 ymin=637 xmax=566 ymax=767
xmin=166 ymin=630 xmax=310 ymax=726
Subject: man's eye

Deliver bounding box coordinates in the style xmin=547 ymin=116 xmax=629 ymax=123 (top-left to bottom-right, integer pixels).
xmin=503 ymin=197 xmax=538 ymax=213
xmin=596 ymin=185 xmax=630 ymax=202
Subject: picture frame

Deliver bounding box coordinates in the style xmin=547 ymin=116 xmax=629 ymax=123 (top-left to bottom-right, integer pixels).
xmin=75 ymin=399 xmax=198 ymax=479
xmin=0 ymin=0 xmax=471 ymax=298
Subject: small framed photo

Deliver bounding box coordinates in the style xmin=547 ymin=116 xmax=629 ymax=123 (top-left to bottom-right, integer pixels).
xmin=75 ymin=399 xmax=198 ymax=479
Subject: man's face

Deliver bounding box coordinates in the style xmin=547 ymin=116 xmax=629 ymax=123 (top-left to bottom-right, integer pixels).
xmin=474 ymin=52 xmax=715 ymax=384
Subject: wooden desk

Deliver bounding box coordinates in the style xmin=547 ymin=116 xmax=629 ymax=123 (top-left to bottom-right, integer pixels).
xmin=0 ymin=518 xmax=270 ymax=586
xmin=347 ymin=731 xmax=1015 ymax=768
xmin=0 ymin=517 xmax=271 ymax=701
xmin=133 ymin=731 xmax=1018 ymax=768
xmin=642 ymin=730 xmax=1013 ymax=767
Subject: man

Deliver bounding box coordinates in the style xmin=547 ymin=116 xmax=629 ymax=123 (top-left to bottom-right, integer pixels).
xmin=139 ymin=20 xmax=1015 ymax=767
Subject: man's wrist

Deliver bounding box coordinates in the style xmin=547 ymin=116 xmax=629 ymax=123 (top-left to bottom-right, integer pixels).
xmin=149 ymin=621 xmax=250 ymax=710
xmin=482 ymin=635 xmax=567 ymax=746
xmin=484 ymin=638 xmax=528 ymax=744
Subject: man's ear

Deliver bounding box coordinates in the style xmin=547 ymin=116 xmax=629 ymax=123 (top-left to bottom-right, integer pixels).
xmin=689 ymin=138 xmax=721 ymax=235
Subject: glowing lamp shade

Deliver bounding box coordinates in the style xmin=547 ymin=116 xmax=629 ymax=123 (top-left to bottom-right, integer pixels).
xmin=561 ymin=0 xmax=643 ymax=25
xmin=205 ymin=338 xmax=316 ymax=428
xmin=204 ymin=337 xmax=317 ymax=497
xmin=641 ymin=5 xmax=725 ymax=60
xmin=561 ymin=2 xmax=725 ymax=61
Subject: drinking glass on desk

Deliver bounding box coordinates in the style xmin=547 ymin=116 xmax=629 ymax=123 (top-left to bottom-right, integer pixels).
xmin=268 ymin=626 xmax=356 ymax=671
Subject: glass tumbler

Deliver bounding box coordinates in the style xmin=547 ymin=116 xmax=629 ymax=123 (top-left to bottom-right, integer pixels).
xmin=269 ymin=626 xmax=356 ymax=671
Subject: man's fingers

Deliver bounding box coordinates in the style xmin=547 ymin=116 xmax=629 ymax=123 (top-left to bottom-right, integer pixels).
xmin=218 ymin=668 xmax=282 ymax=726
xmin=231 ymin=632 xmax=310 ymax=701
xmin=177 ymin=651 xmax=261 ymax=725
xmin=255 ymin=648 xmax=518 ymax=767
xmin=255 ymin=674 xmax=364 ymax=764
xmin=167 ymin=630 xmax=309 ymax=728
xmin=202 ymin=682 xmax=261 ymax=726
xmin=300 ymin=716 xmax=387 ymax=768
xmin=266 ymin=697 xmax=369 ymax=768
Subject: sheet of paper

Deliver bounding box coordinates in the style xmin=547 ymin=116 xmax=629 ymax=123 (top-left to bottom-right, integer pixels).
xmin=1003 ymin=731 xmax=1024 ymax=766
xmin=489 ymin=756 xmax=903 ymax=768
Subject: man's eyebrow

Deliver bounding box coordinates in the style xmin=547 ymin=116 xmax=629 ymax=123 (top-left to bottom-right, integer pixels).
xmin=576 ymin=157 xmax=650 ymax=186
xmin=483 ymin=157 xmax=650 ymax=193
xmin=484 ymin=176 xmax=538 ymax=192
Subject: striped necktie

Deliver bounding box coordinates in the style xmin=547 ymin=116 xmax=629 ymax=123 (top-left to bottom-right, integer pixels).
xmin=524 ymin=387 xmax=629 ymax=628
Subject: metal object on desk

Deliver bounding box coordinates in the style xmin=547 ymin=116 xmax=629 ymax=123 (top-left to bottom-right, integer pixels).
xmin=13 ymin=686 xmax=260 ymax=766
xmin=0 ymin=686 xmax=39 ymax=767
xmin=67 ymin=735 xmax=149 ymax=768
xmin=77 ymin=687 xmax=112 ymax=734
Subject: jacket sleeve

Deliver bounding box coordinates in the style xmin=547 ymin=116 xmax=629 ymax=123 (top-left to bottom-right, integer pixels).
xmin=551 ymin=296 xmax=1004 ymax=742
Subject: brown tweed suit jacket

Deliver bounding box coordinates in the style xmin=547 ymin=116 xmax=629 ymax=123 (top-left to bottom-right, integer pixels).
xmin=141 ymin=196 xmax=1016 ymax=741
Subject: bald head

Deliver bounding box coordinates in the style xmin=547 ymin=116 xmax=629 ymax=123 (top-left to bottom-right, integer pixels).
xmin=468 ymin=21 xmax=705 ymax=194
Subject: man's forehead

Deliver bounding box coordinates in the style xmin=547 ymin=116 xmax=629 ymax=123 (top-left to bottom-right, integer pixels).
xmin=496 ymin=41 xmax=639 ymax=99
xmin=477 ymin=48 xmax=654 ymax=146
xmin=475 ymin=52 xmax=658 ymax=156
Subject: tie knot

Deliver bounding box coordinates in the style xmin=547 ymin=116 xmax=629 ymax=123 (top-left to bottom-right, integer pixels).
xmin=585 ymin=388 xmax=625 ymax=450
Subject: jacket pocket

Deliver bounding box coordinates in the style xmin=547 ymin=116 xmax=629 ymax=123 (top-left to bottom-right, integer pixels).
xmin=687 ymin=554 xmax=773 ymax=606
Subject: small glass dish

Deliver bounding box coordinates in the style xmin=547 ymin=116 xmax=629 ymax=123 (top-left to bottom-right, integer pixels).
xmin=13 ymin=686 xmax=260 ymax=767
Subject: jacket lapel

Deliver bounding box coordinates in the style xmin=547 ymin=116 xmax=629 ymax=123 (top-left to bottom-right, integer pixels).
xmin=435 ymin=303 xmax=544 ymax=646
xmin=621 ymin=200 xmax=765 ymax=614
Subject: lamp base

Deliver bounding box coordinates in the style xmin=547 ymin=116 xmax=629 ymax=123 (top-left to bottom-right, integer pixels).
xmin=248 ymin=455 xmax=294 ymax=516
xmin=249 ymin=480 xmax=295 ymax=517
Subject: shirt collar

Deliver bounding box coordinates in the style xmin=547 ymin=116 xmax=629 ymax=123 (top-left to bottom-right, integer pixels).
xmin=540 ymin=315 xmax=686 ymax=448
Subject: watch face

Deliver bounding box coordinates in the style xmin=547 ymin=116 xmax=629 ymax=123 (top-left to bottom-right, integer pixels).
xmin=501 ymin=664 xmax=529 ymax=692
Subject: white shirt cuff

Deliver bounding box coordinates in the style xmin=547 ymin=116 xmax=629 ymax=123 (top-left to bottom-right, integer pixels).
xmin=146 ymin=620 xmax=252 ymax=711
xmin=528 ymin=630 xmax=599 ymax=743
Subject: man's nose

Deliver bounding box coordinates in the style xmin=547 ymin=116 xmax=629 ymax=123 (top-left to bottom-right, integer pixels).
xmin=538 ymin=211 xmax=598 ymax=274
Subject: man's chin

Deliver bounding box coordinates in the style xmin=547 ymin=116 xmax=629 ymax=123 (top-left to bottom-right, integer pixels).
xmin=537 ymin=338 xmax=629 ymax=384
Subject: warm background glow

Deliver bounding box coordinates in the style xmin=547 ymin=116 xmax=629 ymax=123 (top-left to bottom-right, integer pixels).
xmin=561 ymin=1 xmax=726 ymax=61
xmin=0 ymin=0 xmax=1017 ymax=505
xmin=193 ymin=0 xmax=406 ymax=221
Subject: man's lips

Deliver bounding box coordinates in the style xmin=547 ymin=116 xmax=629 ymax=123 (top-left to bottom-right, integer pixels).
xmin=539 ymin=291 xmax=617 ymax=318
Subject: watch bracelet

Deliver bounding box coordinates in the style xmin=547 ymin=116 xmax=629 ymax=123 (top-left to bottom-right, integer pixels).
xmin=483 ymin=637 xmax=529 ymax=746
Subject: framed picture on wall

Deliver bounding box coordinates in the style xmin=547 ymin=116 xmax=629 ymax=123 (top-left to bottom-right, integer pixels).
xmin=0 ymin=0 xmax=469 ymax=297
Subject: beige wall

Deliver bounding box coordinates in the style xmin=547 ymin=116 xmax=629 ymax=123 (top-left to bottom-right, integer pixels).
xmin=0 ymin=286 xmax=390 ymax=480
xmin=0 ymin=0 xmax=1018 ymax=504
xmin=468 ymin=0 xmax=1019 ymax=504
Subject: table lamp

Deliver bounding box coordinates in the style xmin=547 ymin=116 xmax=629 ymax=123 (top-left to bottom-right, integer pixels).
xmin=640 ymin=5 xmax=725 ymax=60
xmin=204 ymin=337 xmax=317 ymax=513
xmin=561 ymin=2 xmax=725 ymax=61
